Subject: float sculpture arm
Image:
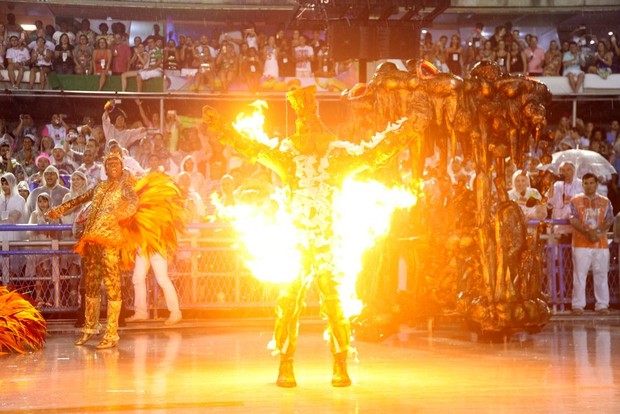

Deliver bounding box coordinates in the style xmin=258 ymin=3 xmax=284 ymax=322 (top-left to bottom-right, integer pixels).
xmin=203 ymin=104 xmax=293 ymax=182
xmin=222 ymin=124 xmax=292 ymax=182
xmin=330 ymin=113 xmax=430 ymax=179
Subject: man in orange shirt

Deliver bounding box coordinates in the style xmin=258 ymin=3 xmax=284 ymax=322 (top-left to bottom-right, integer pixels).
xmin=569 ymin=173 xmax=614 ymax=315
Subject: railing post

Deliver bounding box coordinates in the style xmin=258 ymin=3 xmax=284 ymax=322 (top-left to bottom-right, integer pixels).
xmin=52 ymin=239 xmax=61 ymax=308
xmin=190 ymin=233 xmax=198 ymax=304
xmin=2 ymin=239 xmax=9 ymax=286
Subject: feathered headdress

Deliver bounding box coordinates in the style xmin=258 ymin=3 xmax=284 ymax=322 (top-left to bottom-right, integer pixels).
xmin=103 ymin=151 xmax=124 ymax=165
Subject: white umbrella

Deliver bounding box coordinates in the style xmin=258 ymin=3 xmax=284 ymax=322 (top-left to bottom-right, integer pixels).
xmin=549 ymin=149 xmax=617 ymax=179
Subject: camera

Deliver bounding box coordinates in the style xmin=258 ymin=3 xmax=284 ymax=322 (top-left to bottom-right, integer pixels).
xmin=525 ymin=197 xmax=540 ymax=208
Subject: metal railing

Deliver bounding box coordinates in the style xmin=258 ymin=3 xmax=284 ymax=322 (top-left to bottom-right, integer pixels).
xmin=1 ymin=220 xmax=618 ymax=315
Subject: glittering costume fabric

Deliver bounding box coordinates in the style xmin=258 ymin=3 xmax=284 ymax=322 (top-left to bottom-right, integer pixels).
xmin=52 ymin=171 xmax=138 ymax=340
xmin=217 ymin=86 xmax=423 ymax=361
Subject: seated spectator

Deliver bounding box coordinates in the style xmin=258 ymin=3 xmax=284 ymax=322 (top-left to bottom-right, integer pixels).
xmin=563 ymin=41 xmax=585 ymax=93
xmin=110 ymin=33 xmax=132 ymax=76
xmin=77 ymin=148 xmax=103 ymax=188
xmin=278 ymin=38 xmax=295 ymax=77
xmin=53 ymin=33 xmax=76 ymax=75
xmin=507 ymin=40 xmax=527 ymax=75
xmin=262 ymin=35 xmax=279 ymax=78
xmin=587 ymin=40 xmax=613 ymax=79
xmin=0 ymin=173 xmax=27 ymax=245
xmin=508 ymin=170 xmax=547 ymax=221
xmin=178 ymin=36 xmax=196 ymax=69
xmin=93 ymin=38 xmax=112 ymax=90
xmin=180 ymin=155 xmax=206 ymax=197
xmin=76 ymin=19 xmax=96 ymax=47
xmin=60 ymin=170 xmax=88 ymax=240
xmin=216 ymin=42 xmax=238 ymax=92
xmin=543 ymin=40 xmax=562 ymax=76
xmin=316 ymin=44 xmax=336 ymax=77
xmin=17 ymin=180 xmax=30 ymax=200
xmin=64 ymin=128 xmax=87 ymax=165
xmin=121 ymin=38 xmax=162 ymax=92
xmin=51 ymin=143 xmax=77 ymax=175
xmin=524 ymin=35 xmax=545 ymax=76
xmin=12 ymin=113 xmax=38 ymax=152
xmin=127 ymin=42 xmax=148 ymax=72
xmin=294 ymin=35 xmax=313 ymax=77
xmin=16 ymin=134 xmax=38 ymax=177
xmin=163 ymin=39 xmax=180 ymax=70
xmin=192 ymin=37 xmax=215 ymax=91
xmin=0 ymin=138 xmax=24 ymax=176
xmin=242 ymin=47 xmax=261 ymax=92
xmin=102 ymin=105 xmax=145 ymax=154
xmin=28 ymin=153 xmax=52 ymax=188
xmin=29 ymin=36 xmax=53 ymax=89
xmin=52 ymin=21 xmax=76 ymax=46
xmin=96 ymin=23 xmax=114 ymax=47
xmin=6 ymin=35 xmax=31 ymax=88
xmin=25 ymin=192 xmax=61 ymax=307
xmin=73 ymin=34 xmax=94 ymax=75
xmin=25 ymin=165 xmax=70 ymax=217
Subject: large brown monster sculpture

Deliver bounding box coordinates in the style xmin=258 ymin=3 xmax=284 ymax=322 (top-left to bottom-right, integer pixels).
xmin=342 ymin=60 xmax=552 ymax=337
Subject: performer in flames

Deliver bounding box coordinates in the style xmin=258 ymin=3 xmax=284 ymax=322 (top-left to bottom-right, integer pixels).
xmin=209 ymin=85 xmax=429 ymax=387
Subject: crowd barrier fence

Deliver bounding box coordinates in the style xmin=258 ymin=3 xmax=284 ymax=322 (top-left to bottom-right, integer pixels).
xmin=1 ymin=220 xmax=618 ymax=317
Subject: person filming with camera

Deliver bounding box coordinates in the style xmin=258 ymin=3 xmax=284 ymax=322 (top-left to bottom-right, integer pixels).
xmin=546 ymin=161 xmax=583 ymax=241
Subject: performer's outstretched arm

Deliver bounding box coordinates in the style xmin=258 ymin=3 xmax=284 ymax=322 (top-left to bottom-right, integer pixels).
xmin=46 ymin=188 xmax=95 ymax=219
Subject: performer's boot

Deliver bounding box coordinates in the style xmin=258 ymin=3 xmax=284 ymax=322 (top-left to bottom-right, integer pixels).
xmin=276 ymin=354 xmax=296 ymax=388
xmin=75 ymin=296 xmax=101 ymax=346
xmin=96 ymin=300 xmax=122 ymax=349
xmin=74 ymin=288 xmax=86 ymax=328
xmin=331 ymin=351 xmax=351 ymax=387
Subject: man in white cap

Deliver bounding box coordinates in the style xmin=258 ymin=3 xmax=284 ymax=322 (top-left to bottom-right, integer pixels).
xmin=51 ymin=143 xmax=77 ymax=175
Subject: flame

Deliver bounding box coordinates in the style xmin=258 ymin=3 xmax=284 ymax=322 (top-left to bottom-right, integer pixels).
xmin=214 ymin=191 xmax=301 ymax=284
xmin=331 ymin=178 xmax=417 ymax=317
xmin=225 ymin=101 xmax=418 ymax=319
xmin=218 ymin=178 xmax=417 ymax=318
xmin=232 ymin=100 xmax=278 ymax=149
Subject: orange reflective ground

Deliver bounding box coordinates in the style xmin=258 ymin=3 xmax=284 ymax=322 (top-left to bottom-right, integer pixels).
xmin=1 ymin=316 xmax=619 ymax=413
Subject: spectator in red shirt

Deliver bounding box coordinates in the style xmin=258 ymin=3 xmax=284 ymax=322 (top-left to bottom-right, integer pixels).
xmin=110 ymin=33 xmax=132 ymax=76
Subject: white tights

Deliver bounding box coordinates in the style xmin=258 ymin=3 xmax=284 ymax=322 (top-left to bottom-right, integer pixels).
xmin=132 ymin=252 xmax=180 ymax=317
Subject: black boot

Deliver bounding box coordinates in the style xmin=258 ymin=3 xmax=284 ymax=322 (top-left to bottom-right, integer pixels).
xmin=331 ymin=351 xmax=351 ymax=387
xmin=276 ymin=355 xmax=296 ymax=388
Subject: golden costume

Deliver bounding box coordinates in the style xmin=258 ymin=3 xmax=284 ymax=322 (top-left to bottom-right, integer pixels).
xmin=49 ymin=154 xmax=138 ymax=349
xmin=210 ymin=85 xmax=427 ymax=387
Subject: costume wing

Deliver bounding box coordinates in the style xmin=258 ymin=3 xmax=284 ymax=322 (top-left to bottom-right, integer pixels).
xmin=119 ymin=172 xmax=186 ymax=268
xmin=0 ymin=286 xmax=47 ymax=354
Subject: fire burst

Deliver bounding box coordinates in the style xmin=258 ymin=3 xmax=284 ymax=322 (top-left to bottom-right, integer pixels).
xmin=218 ymin=100 xmax=417 ymax=318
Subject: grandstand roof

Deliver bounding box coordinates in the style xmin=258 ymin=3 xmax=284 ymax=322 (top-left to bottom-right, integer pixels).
xmin=2 ymin=1 xmax=619 ymax=40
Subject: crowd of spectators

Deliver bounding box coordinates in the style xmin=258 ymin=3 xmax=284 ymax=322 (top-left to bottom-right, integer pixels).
xmin=0 ymin=15 xmax=342 ymax=92
xmin=421 ymin=21 xmax=620 ymax=93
